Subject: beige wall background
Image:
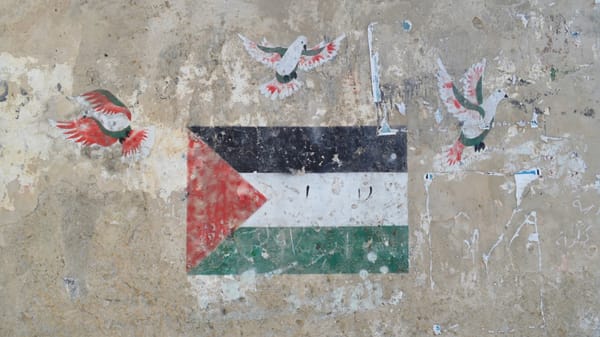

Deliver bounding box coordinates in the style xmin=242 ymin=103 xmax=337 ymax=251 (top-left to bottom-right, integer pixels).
xmin=1 ymin=0 xmax=599 ymax=336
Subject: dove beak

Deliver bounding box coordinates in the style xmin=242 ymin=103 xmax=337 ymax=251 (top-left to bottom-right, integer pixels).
xmin=303 ymin=44 xmax=307 ymax=51
xmin=504 ymin=94 xmax=508 ymax=98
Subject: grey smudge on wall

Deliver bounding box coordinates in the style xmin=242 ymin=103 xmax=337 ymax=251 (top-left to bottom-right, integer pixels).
xmin=63 ymin=277 xmax=81 ymax=299
xmin=573 ymin=108 xmax=596 ymax=118
xmin=510 ymin=99 xmax=527 ymax=112
xmin=472 ymin=16 xmax=484 ymax=30
xmin=0 ymin=80 xmax=8 ymax=102
xmin=401 ymin=75 xmax=434 ymax=103
xmin=582 ymin=108 xmax=595 ymax=118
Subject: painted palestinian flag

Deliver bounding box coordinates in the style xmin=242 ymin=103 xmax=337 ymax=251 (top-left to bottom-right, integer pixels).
xmin=186 ymin=126 xmax=408 ymax=275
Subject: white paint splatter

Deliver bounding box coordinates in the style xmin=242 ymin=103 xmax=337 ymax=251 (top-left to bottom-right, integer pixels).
xmin=396 ymin=102 xmax=406 ymax=115
xmin=367 ymin=251 xmax=378 ymax=263
xmin=528 ymin=232 xmax=539 ymax=242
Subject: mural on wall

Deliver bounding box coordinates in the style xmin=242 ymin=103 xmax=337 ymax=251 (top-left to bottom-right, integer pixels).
xmin=238 ymin=33 xmax=346 ymax=99
xmin=51 ymin=89 xmax=155 ymax=159
xmin=436 ymin=58 xmax=508 ymax=165
xmin=186 ymin=126 xmax=408 ymax=275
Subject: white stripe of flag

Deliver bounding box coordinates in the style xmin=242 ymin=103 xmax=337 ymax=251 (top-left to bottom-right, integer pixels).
xmin=241 ymin=172 xmax=407 ymax=227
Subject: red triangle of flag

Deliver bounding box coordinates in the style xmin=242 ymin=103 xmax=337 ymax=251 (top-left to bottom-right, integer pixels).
xmin=186 ymin=135 xmax=267 ymax=272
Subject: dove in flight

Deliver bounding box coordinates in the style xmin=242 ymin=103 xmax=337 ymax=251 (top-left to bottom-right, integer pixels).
xmin=51 ymin=89 xmax=154 ymax=159
xmin=238 ymin=33 xmax=346 ymax=99
xmin=436 ymin=58 xmax=508 ymax=165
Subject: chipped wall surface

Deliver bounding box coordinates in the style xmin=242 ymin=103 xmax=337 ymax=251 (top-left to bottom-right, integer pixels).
xmin=1 ymin=0 xmax=600 ymax=336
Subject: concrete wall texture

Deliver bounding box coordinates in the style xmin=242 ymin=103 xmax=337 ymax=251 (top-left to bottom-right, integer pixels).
xmin=1 ymin=0 xmax=599 ymax=336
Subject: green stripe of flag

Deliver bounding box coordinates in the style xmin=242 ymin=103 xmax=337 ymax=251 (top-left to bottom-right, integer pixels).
xmin=188 ymin=226 xmax=408 ymax=275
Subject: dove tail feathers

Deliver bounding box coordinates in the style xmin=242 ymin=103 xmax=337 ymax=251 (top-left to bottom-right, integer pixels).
xmin=447 ymin=138 xmax=465 ymax=166
xmin=121 ymin=126 xmax=155 ymax=160
xmin=259 ymin=78 xmax=302 ymax=100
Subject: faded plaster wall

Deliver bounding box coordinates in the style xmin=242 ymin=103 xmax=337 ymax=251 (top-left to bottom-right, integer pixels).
xmin=1 ymin=0 xmax=599 ymax=336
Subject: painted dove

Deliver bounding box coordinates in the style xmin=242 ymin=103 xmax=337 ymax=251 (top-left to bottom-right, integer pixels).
xmin=436 ymin=58 xmax=508 ymax=165
xmin=51 ymin=89 xmax=155 ymax=159
xmin=238 ymin=33 xmax=346 ymax=99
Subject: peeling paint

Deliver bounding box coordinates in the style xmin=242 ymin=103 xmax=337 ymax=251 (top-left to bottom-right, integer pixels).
xmin=0 ymin=53 xmax=72 ymax=210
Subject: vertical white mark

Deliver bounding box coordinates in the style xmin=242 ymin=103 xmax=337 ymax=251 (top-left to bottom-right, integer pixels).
xmin=482 ymin=233 xmax=504 ymax=273
xmin=483 ymin=208 xmax=520 ymax=272
xmin=368 ymin=22 xmax=381 ymax=104
xmin=289 ymin=228 xmax=296 ymax=256
xmin=530 ymin=211 xmax=547 ymax=332
xmin=424 ymin=175 xmax=434 ymax=290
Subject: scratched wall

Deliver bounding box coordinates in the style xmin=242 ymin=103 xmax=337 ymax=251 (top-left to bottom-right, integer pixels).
xmin=1 ymin=0 xmax=599 ymax=336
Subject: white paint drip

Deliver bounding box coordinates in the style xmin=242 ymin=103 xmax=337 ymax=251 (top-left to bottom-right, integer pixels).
xmin=464 ymin=229 xmax=479 ymax=265
xmin=531 ymin=212 xmax=547 ymax=331
xmin=423 ymin=173 xmax=435 ymax=290
xmin=508 ymin=218 xmax=527 ymax=247
xmin=482 ymin=233 xmax=504 ymax=272
xmin=368 ymin=22 xmax=381 ymax=104
xmin=483 ymin=208 xmax=519 ymax=272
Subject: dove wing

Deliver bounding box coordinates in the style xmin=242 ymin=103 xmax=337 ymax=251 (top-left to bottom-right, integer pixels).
xmin=238 ymin=34 xmax=286 ymax=70
xmin=298 ymin=33 xmax=345 ymax=71
xmin=53 ymin=117 xmax=118 ymax=147
xmin=437 ymin=58 xmax=484 ymax=127
xmin=78 ymin=89 xmax=132 ymax=120
xmin=461 ymin=59 xmax=486 ymax=105
xmin=73 ymin=90 xmax=131 ymax=132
